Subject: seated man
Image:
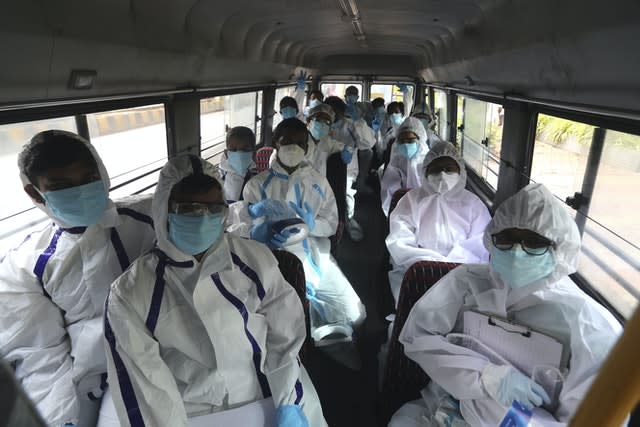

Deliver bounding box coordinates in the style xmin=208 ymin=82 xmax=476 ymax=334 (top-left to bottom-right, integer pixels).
xmin=217 ymin=126 xmax=257 ymax=203
xmin=380 ymin=117 xmax=430 ymax=216
xmin=391 ymin=183 xmax=622 ymax=427
xmin=105 ymin=154 xmax=326 ymax=427
xmin=386 ymin=141 xmax=491 ymax=305
xmin=411 ymin=102 xmax=437 ymax=148
xmin=304 ymin=89 xmax=325 ymax=117
xmin=0 ymin=130 xmax=156 ymax=427
xmin=306 ymin=103 xmax=352 ymax=177
xmin=228 ymin=118 xmax=366 ymax=346
xmin=377 ymin=101 xmax=406 ymax=167
xmin=279 ymin=96 xmax=302 ymax=120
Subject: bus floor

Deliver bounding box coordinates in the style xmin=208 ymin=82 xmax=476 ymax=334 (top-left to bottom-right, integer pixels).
xmin=306 ymin=175 xmax=390 ymax=427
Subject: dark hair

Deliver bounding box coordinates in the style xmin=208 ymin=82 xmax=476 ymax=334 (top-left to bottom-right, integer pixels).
xmin=273 ymin=118 xmax=307 ymax=142
xmin=345 ymin=85 xmax=359 ymax=95
xmin=387 ymin=101 xmax=405 ymax=115
xmin=171 ymin=173 xmax=221 ymax=197
xmin=226 ymin=126 xmax=256 ymax=146
xmin=324 ymin=96 xmax=346 ymax=115
xmin=279 ymin=96 xmax=298 ymax=111
xmin=372 ymin=97 xmax=385 ymax=108
xmin=19 ymin=130 xmax=98 ymax=187
xmin=309 ymin=90 xmax=324 ymax=101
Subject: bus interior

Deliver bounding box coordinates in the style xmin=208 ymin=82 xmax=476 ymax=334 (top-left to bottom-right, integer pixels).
xmin=1 ymin=0 xmax=639 ymax=426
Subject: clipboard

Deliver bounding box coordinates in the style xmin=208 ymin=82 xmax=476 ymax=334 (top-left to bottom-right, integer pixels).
xmin=462 ymin=310 xmax=565 ymax=378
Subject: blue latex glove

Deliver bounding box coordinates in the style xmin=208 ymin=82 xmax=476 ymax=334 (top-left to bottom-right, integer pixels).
xmin=295 ymin=71 xmax=308 ymax=90
xmin=396 ymin=82 xmax=409 ymax=94
xmin=288 ymin=200 xmax=316 ymax=232
xmin=482 ymin=365 xmax=550 ymax=410
xmin=340 ymin=147 xmax=353 ymax=164
xmin=275 ymin=405 xmax=309 ymax=427
xmin=371 ymin=118 xmax=381 ymax=132
xmin=270 ymin=228 xmax=300 ymax=248
xmin=248 ymin=199 xmax=288 ymax=219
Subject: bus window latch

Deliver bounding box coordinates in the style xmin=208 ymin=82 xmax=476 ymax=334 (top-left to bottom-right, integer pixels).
xmin=566 ymin=192 xmax=589 ymax=210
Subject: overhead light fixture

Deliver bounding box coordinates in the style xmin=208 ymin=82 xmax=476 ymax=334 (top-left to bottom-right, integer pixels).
xmin=68 ymin=69 xmax=97 ymax=90
xmin=337 ymin=0 xmax=366 ymax=44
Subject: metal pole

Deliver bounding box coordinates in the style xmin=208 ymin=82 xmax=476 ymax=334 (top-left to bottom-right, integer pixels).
xmin=261 ymin=87 xmax=276 ymax=147
xmin=575 ymin=127 xmax=606 ymax=234
xmin=75 ymin=114 xmax=90 ymax=141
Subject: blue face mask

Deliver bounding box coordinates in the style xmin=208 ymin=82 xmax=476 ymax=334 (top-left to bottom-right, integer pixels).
xmin=40 ymin=180 xmax=108 ymax=226
xmin=332 ymin=119 xmax=345 ymax=129
xmin=281 ymin=107 xmax=297 ymax=119
xmin=227 ymin=151 xmax=253 ymax=175
xmin=168 ymin=212 xmax=225 ymax=255
xmin=346 ymin=95 xmax=358 ymax=105
xmin=397 ymin=142 xmax=419 ymax=159
xmin=391 ymin=112 xmax=404 ymax=126
xmin=310 ymin=120 xmax=330 ymax=141
xmin=490 ymin=246 xmax=556 ymax=288
xmin=308 ymin=99 xmax=321 ymax=109
xmin=375 ymin=107 xmax=386 ymax=116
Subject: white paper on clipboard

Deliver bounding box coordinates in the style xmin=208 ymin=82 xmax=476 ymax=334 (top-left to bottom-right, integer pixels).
xmin=462 ymin=311 xmax=564 ymax=377
xmin=188 ymin=398 xmax=276 ymax=427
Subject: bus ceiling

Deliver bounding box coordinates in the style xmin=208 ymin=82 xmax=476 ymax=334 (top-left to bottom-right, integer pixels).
xmin=0 ymin=0 xmax=639 ymax=112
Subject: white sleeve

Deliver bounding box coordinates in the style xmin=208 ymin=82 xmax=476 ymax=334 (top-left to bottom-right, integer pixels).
xmin=104 ymin=275 xmax=188 ymax=427
xmin=380 ymin=165 xmax=403 ymax=216
xmin=446 ymin=200 xmax=492 ymax=263
xmin=294 ymin=87 xmax=306 ymax=120
xmin=403 ymin=87 xmax=415 ymax=117
xmin=0 ymin=251 xmax=79 ymax=426
xmin=352 ymin=119 xmax=376 ymax=149
xmin=399 ymin=270 xmax=492 ymax=401
xmin=254 ymin=248 xmax=307 ymax=407
xmin=226 ymin=177 xmax=264 ymax=238
xmin=309 ymin=180 xmax=338 ymax=238
xmin=386 ymin=193 xmax=449 ymax=266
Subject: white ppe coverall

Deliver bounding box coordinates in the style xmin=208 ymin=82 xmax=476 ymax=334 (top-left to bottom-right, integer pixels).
xmin=380 ymin=117 xmax=430 ymax=216
xmin=331 ymin=117 xmax=376 ymax=219
xmin=306 ymin=133 xmax=345 ymax=177
xmin=217 ymin=155 xmax=257 ymax=203
xmin=386 ymin=142 xmax=491 ymax=305
xmin=228 ymin=161 xmax=366 ymax=336
xmin=391 ymin=183 xmax=623 ymax=427
xmin=0 ymin=141 xmax=156 ymax=427
xmin=104 ymin=155 xmax=327 ymax=427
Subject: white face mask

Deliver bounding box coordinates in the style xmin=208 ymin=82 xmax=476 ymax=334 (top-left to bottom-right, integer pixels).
xmin=278 ymin=144 xmax=306 ymax=168
xmin=426 ymin=171 xmax=460 ymax=194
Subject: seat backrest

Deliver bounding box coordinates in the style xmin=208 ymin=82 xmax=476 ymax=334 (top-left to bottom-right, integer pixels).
xmin=270 ymin=249 xmax=311 ymax=364
xmin=382 ymin=138 xmax=396 ymax=171
xmin=389 ymin=188 xmax=411 ymax=216
xmin=326 ymin=151 xmax=347 ymax=253
xmin=255 ymin=146 xmax=274 ymax=173
xmin=380 ymin=260 xmax=461 ymax=425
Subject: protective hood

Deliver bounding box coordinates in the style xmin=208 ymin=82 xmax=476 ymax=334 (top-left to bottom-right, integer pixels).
xmin=18 ymin=130 xmax=113 ymax=228
xmin=484 ymin=183 xmax=581 ymax=285
xmin=152 ymin=154 xmax=222 ymax=262
xmin=421 ymin=141 xmax=467 ymax=199
xmin=308 ymin=103 xmax=336 ymax=122
xmin=391 ymin=117 xmax=429 ymax=160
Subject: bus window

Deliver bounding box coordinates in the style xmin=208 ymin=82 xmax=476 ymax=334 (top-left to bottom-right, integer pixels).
xmin=433 ymin=89 xmax=448 ymax=140
xmin=531 ymin=115 xmax=640 ymax=317
xmin=459 ymin=96 xmax=503 ymax=190
xmin=0 ymin=117 xmax=76 ymax=255
xmin=87 ymin=105 xmax=168 ymax=199
xmin=319 ymin=82 xmax=363 ymax=100
xmin=202 ymin=91 xmax=262 ymax=166
xmin=370 ymin=83 xmax=413 ymax=104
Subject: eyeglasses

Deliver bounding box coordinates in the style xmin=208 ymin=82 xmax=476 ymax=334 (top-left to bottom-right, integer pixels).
xmin=426 ymin=165 xmax=459 ymax=174
xmin=491 ymin=234 xmax=555 ymax=256
xmin=312 ymin=117 xmax=332 ymax=126
xmin=169 ymin=201 xmax=228 ymax=216
xmin=397 ymin=138 xmax=418 ymax=145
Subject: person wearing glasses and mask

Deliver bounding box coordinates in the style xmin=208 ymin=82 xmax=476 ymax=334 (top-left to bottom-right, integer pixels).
xmin=380 ymin=117 xmax=430 ymax=216
xmin=385 ymin=141 xmax=491 ymax=306
xmin=104 ymin=154 xmax=326 ymax=427
xmin=389 ymin=183 xmax=622 ymax=427
xmin=217 ymin=126 xmax=257 ymax=203
xmin=228 ymin=118 xmax=366 ymax=354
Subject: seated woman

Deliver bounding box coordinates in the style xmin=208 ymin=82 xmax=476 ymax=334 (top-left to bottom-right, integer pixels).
xmin=227 ymin=118 xmax=366 ymax=348
xmin=385 ymin=141 xmax=491 ymax=306
xmin=217 ymin=126 xmax=257 ymax=203
xmin=390 ymin=183 xmax=622 ymax=427
xmin=105 ymin=154 xmax=326 ymax=427
xmin=380 ymin=117 xmax=430 ymax=216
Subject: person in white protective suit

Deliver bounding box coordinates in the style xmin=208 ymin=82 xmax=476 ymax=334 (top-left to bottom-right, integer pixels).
xmin=217 ymin=126 xmax=257 ymax=203
xmin=104 ymin=154 xmax=327 ymax=427
xmin=0 ymin=130 xmax=156 ymax=427
xmin=325 ymin=96 xmax=376 ymax=242
xmin=380 ymin=117 xmax=430 ymax=217
xmin=385 ymin=141 xmax=491 ymax=306
xmin=305 ymin=103 xmax=353 ymax=177
xmin=411 ymin=102 xmax=437 ymax=149
xmin=227 ymin=118 xmax=366 ymax=345
xmin=390 ymin=183 xmax=623 ymax=427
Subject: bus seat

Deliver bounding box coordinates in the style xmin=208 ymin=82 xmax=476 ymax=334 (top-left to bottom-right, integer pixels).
xmin=255 ymin=146 xmax=274 ymax=173
xmin=326 ymin=151 xmax=347 ymax=254
xmin=382 ymin=138 xmax=396 ymax=172
xmin=380 ymin=260 xmax=461 ymax=425
xmin=379 ymin=188 xmax=412 ymax=317
xmin=271 ymin=249 xmax=311 ymax=364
